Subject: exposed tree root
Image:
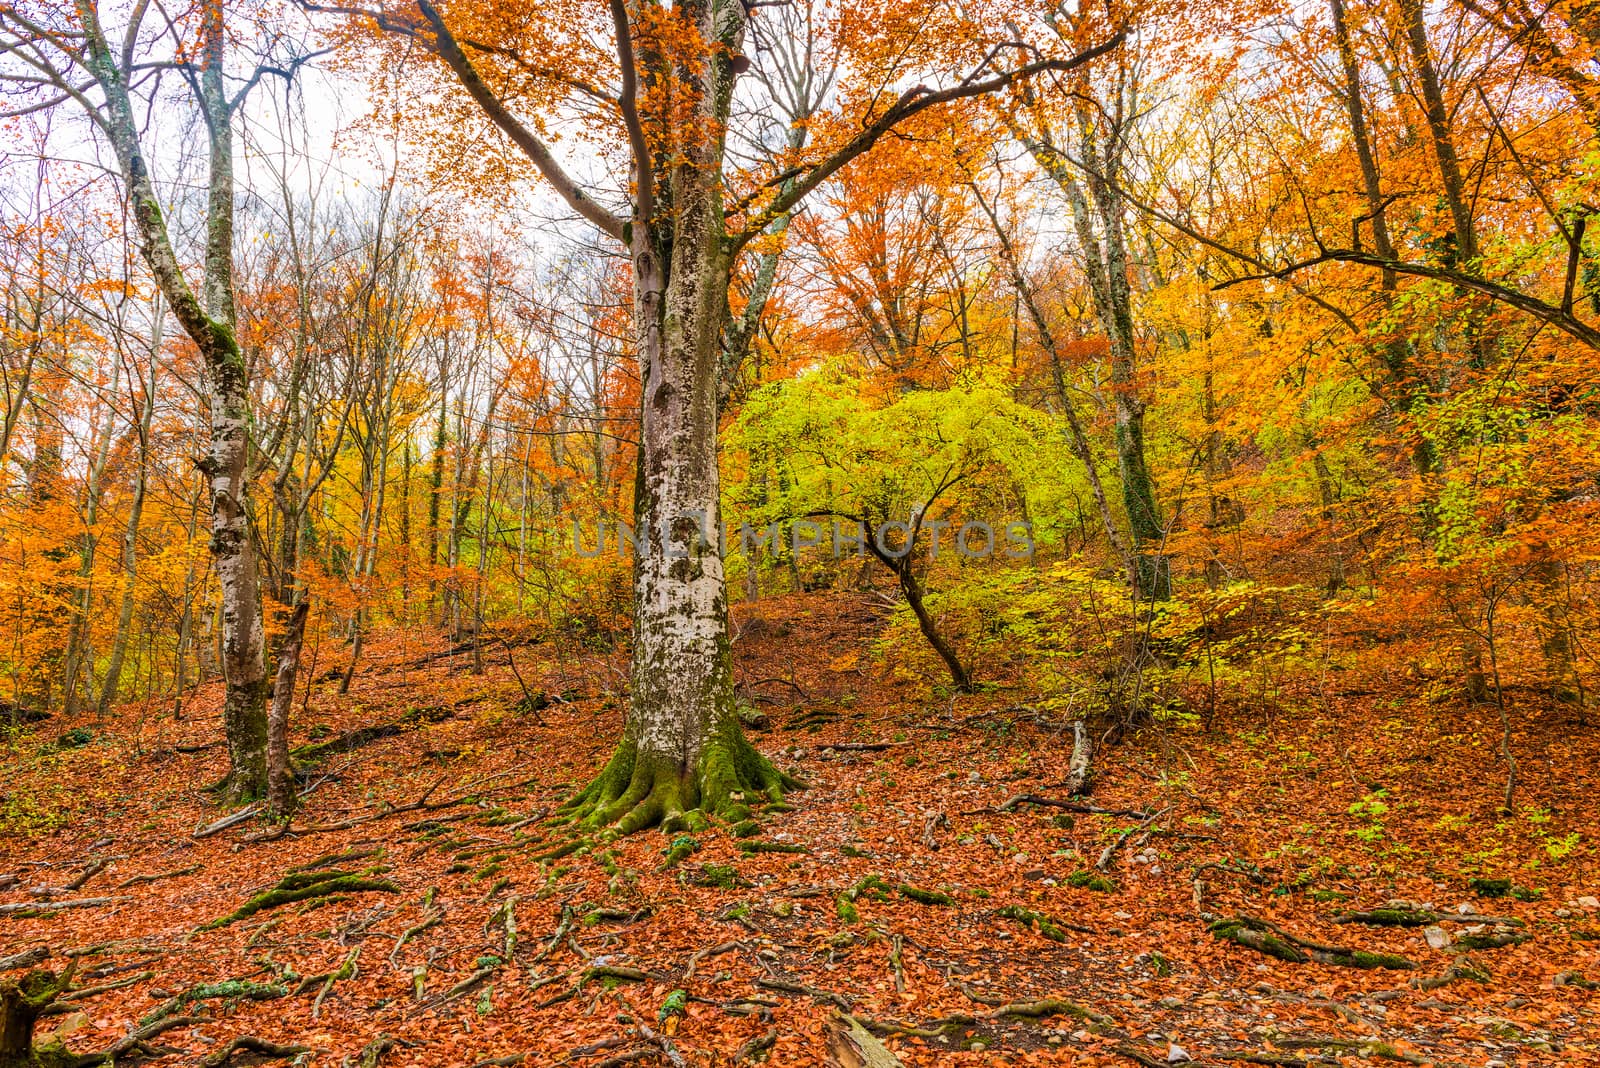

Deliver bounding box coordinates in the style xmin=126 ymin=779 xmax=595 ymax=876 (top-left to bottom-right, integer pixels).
xmin=559 ymin=727 xmax=801 ymax=835
xmin=993 ymin=905 xmax=1091 ymax=941
xmin=1332 ymin=907 xmax=1523 ymax=928
xmin=0 ymin=949 xmax=49 ymax=972
xmin=736 ymin=841 xmax=808 ymax=855
xmin=1274 ymin=1036 xmax=1428 ymax=1064
xmin=141 ymin=980 xmax=287 ymax=1026
xmin=754 ymin=976 xmax=852 ymax=1011
xmin=103 ymin=1014 xmax=211 ymax=1059
xmin=732 ymin=1028 xmax=777 ymax=1064
xmin=991 ymin=795 xmax=1151 ymax=818
xmin=1208 ymin=915 xmax=1416 ymax=970
xmin=115 ymin=865 xmax=202 ymax=889
xmin=0 ymin=898 xmax=119 ymax=916
xmin=311 ymin=948 xmax=361 ymax=1018
xmin=201 ymin=869 xmax=398 ymax=930
xmin=345 ymin=1034 xmax=401 ymax=1068
xmin=844 ymin=874 xmax=952 ymax=908
xmin=853 ymin=996 xmax=1115 ymax=1046
xmin=1412 ymin=956 xmax=1491 ymax=991
xmin=200 ymin=1035 xmax=311 ymax=1067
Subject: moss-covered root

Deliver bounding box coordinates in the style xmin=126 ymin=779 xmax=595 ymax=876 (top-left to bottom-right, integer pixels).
xmin=560 ymin=728 xmax=802 ymax=835
xmin=1209 ymin=915 xmax=1416 ymax=970
xmin=141 ymin=980 xmax=288 ymax=1027
xmin=201 ymin=870 xmax=399 ymax=931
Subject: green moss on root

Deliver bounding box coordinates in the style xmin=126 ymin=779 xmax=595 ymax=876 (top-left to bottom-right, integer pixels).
xmin=1065 ymin=870 xmax=1117 ymax=893
xmin=202 ymin=872 xmax=397 ymax=930
xmin=898 ymin=884 xmax=954 ymax=906
xmin=996 ymin=905 xmax=1068 ymax=941
xmin=737 ymin=841 xmax=808 ymax=855
xmin=141 ymin=979 xmax=287 ymax=1025
xmin=559 ymin=717 xmax=802 ymax=835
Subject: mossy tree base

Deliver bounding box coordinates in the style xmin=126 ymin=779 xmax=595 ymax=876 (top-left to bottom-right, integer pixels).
xmin=0 ymin=969 xmax=108 ymax=1068
xmin=559 ymin=726 xmax=800 ymax=835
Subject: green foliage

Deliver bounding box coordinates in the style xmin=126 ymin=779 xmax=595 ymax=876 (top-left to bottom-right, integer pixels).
xmin=725 ymin=371 xmax=1073 ymax=602
xmin=658 ymin=988 xmax=688 ymax=1026
xmin=55 ymin=726 xmax=94 ymax=749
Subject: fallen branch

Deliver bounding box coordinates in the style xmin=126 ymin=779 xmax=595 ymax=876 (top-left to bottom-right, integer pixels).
xmin=0 ymin=897 xmax=120 ymax=915
xmin=1062 ymin=719 xmax=1094 ymax=796
xmin=0 ymin=947 xmax=49 ymax=971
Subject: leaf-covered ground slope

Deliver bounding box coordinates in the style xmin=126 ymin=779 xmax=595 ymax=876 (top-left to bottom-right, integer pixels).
xmin=2 ymin=593 xmax=1596 ymax=1066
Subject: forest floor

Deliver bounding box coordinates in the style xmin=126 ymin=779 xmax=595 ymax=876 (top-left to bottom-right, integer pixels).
xmin=2 ymin=592 xmax=1598 ymax=1067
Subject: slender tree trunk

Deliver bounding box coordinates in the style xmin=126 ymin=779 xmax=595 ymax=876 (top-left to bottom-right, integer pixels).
xmin=972 ymin=182 xmax=1133 ymax=585
xmin=265 ymin=601 xmax=309 ymax=820
xmin=61 ymin=366 xmax=117 ymax=716
xmin=1400 ymin=0 xmax=1476 ymax=268
xmin=1009 ymin=87 xmax=1168 ymax=599
xmin=79 ymin=0 xmax=269 ymax=798
xmin=898 ymin=561 xmax=971 ymax=692
xmin=427 ymin=398 xmax=447 ymax=607
xmin=100 ymin=353 xmax=159 ymax=714
xmin=1331 ymin=0 xmax=1438 ymax=480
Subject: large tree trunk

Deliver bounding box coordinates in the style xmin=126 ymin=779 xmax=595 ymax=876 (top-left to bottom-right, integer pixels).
xmin=563 ymin=0 xmax=789 ymax=832
xmin=567 ymin=206 xmax=789 ymax=833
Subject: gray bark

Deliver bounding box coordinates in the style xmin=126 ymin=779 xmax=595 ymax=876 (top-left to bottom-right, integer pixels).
xmin=75 ymin=0 xmax=270 ymax=797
